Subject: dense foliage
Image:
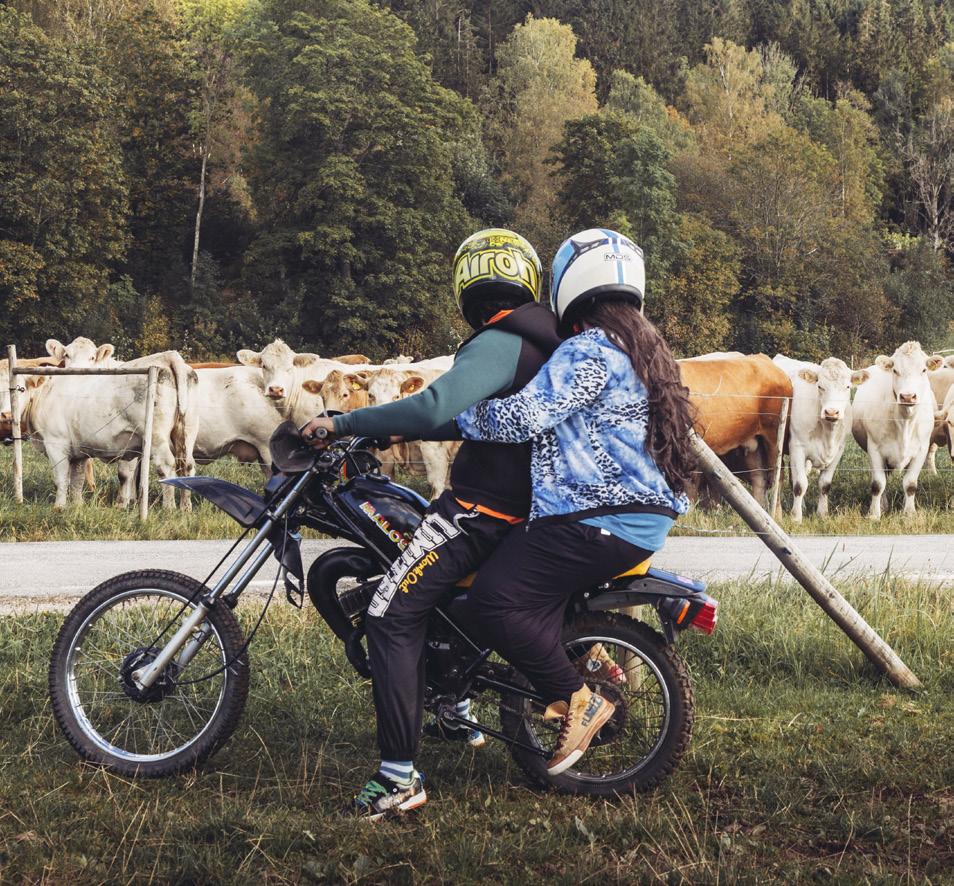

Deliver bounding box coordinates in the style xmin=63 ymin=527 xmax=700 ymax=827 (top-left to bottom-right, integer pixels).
xmin=1 ymin=0 xmax=952 ymax=359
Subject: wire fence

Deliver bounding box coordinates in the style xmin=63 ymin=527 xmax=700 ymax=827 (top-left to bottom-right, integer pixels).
xmin=5 ymin=342 xmax=954 ymax=528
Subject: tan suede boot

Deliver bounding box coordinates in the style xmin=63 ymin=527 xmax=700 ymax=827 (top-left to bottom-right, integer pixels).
xmin=543 ymin=684 xmax=615 ymax=775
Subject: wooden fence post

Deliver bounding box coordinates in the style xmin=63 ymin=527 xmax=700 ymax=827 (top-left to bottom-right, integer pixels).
xmin=690 ymin=430 xmax=921 ymax=689
xmin=139 ymin=365 xmax=158 ymax=521
xmin=7 ymin=345 xmax=23 ymax=503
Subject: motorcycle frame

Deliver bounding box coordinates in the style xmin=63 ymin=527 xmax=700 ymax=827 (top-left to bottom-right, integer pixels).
xmin=131 ymin=444 xmax=550 ymax=746
xmin=132 ymin=438 xmax=701 ymax=761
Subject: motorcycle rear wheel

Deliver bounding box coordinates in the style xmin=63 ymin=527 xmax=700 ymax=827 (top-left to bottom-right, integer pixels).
xmin=499 ymin=612 xmax=693 ymax=796
xmin=49 ymin=570 xmax=249 ymax=778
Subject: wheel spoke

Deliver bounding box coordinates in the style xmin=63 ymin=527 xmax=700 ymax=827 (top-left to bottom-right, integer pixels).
xmin=64 ymin=588 xmax=229 ymax=764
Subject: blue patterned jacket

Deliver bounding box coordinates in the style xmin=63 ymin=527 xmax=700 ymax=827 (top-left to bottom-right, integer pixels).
xmin=456 ymin=328 xmax=690 ymax=524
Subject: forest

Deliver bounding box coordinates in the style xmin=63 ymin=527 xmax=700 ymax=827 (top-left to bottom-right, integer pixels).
xmin=1 ymin=0 xmax=953 ymax=361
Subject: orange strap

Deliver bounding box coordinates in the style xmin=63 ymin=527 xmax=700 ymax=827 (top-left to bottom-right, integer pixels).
xmin=455 ymin=498 xmax=524 ymax=525
xmin=485 ymin=308 xmax=514 ymax=325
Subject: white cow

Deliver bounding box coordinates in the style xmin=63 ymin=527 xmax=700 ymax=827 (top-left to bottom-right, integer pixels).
xmin=851 ymin=341 xmax=944 ymax=519
xmin=189 ymin=366 xmax=285 ymax=473
xmin=364 ymin=366 xmax=460 ymax=498
xmin=22 ymin=338 xmax=194 ymax=509
xmin=236 ymin=339 xmax=370 ymax=427
xmin=773 ymin=355 xmax=869 ymax=521
xmin=61 ymin=338 xmax=201 ymax=508
xmin=119 ymin=365 xmax=288 ymax=511
xmin=926 ymin=361 xmax=954 ymax=473
xmin=934 ymin=383 xmax=954 ymax=462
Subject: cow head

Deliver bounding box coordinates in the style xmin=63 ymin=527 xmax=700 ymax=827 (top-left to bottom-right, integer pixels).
xmin=874 ymin=342 xmax=942 ymax=410
xmin=797 ymin=358 xmax=867 ymax=424
xmin=303 ymin=370 xmax=370 ymax=412
xmin=236 ymin=339 xmax=319 ymax=401
xmin=46 ymin=337 xmax=114 ymax=366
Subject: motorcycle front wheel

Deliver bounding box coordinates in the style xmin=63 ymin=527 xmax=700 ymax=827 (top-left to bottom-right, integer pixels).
xmin=499 ymin=612 xmax=694 ymax=796
xmin=49 ymin=570 xmax=249 ymax=778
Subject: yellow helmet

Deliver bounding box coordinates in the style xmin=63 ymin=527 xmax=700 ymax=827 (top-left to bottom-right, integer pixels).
xmin=452 ymin=228 xmax=543 ymax=328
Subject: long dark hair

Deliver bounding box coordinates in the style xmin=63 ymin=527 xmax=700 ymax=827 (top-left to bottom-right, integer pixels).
xmin=579 ymin=300 xmax=696 ymax=493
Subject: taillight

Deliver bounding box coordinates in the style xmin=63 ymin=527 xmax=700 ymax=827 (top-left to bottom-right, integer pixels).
xmin=688 ymin=596 xmax=718 ymax=634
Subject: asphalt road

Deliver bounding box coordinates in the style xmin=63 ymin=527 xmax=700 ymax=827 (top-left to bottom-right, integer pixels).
xmin=1 ymin=534 xmax=951 ymax=609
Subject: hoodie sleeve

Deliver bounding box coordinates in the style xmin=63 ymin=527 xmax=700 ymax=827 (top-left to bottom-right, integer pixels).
xmin=332 ymin=330 xmax=520 ymax=439
xmin=456 ymin=334 xmax=609 ymax=443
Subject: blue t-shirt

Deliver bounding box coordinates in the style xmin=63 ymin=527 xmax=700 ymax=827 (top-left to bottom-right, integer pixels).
xmin=582 ymin=512 xmax=673 ymax=554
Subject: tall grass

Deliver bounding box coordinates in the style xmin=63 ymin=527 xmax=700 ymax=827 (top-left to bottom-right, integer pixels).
xmin=2 ymin=433 xmax=953 ymax=542
xmin=0 ymin=573 xmax=951 ymax=883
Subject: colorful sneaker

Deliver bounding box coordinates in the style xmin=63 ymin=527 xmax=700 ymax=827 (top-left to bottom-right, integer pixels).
xmin=543 ymin=684 xmax=615 ymax=776
xmin=577 ymin=643 xmax=627 ymax=685
xmin=351 ymin=771 xmax=427 ymax=822
xmin=423 ymin=720 xmax=486 ymax=748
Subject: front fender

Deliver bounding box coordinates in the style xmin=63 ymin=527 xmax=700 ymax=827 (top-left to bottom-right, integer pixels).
xmin=163 ymin=476 xmax=302 ymax=580
xmin=163 ymin=476 xmax=267 ymax=527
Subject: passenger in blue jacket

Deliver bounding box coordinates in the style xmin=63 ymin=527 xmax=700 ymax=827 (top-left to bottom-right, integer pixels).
xmin=455 ymin=228 xmax=696 ymax=776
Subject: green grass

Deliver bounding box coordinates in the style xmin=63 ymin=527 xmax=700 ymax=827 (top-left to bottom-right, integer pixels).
xmin=2 ymin=433 xmax=953 ymax=542
xmin=0 ymin=574 xmax=951 ymax=883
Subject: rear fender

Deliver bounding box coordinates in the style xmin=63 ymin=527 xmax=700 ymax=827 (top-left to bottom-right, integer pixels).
xmin=583 ymin=566 xmax=707 ymax=611
xmin=581 ymin=567 xmax=713 ymax=643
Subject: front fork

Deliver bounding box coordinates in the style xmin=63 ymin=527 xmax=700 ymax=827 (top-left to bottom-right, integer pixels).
xmin=131 ymin=470 xmax=313 ymax=690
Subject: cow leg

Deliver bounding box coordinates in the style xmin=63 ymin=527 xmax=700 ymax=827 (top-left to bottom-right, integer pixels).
xmin=866 ymin=446 xmax=886 ymax=520
xmin=150 ymin=442 xmax=178 ymax=509
xmin=46 ymin=445 xmax=72 ymax=509
xmin=746 ymin=443 xmax=767 ymax=505
xmin=256 ymin=445 xmax=273 ymax=481
xmin=816 ymin=459 xmax=839 ymax=518
xmin=68 ymin=460 xmax=86 ymax=505
xmin=420 ymin=442 xmax=449 ymax=499
xmin=116 ymin=458 xmax=139 ymax=509
xmin=789 ymin=444 xmax=808 ymax=522
xmin=926 ymin=442 xmax=938 ymax=476
xmin=901 ymin=444 xmax=930 ymax=516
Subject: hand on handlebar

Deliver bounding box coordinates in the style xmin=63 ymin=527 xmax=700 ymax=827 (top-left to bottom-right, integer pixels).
xmin=300 ymin=416 xmax=336 ymax=447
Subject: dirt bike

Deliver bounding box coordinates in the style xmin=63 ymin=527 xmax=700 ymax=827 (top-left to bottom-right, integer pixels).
xmin=48 ymin=422 xmax=718 ymax=796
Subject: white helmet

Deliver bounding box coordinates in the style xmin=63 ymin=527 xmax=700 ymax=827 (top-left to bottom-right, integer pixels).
xmin=550 ymin=228 xmax=645 ymax=328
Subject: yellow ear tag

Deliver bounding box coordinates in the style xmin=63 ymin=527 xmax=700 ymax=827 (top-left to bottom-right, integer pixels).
xmin=351 ymin=382 xmax=361 ymax=391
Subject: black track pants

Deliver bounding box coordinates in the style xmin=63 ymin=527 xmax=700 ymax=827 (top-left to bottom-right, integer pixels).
xmin=365 ymin=490 xmax=512 ymax=761
xmin=468 ymin=521 xmax=651 ymax=706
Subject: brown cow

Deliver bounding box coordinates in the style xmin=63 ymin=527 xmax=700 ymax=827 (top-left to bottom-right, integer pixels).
xmin=303 ymin=370 xmax=370 ymax=413
xmin=678 ymin=354 xmax=793 ymax=504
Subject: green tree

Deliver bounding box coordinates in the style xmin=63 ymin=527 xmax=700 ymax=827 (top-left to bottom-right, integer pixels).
xmin=0 ymin=8 xmax=128 ymax=352
xmin=241 ymin=0 xmax=477 ymax=356
xmin=484 ymin=14 xmax=597 ymax=257
xmin=103 ymin=7 xmax=196 ymax=304
xmin=655 ymin=214 xmax=740 ymax=356
xmin=884 ymin=236 xmax=954 ymax=348
xmin=554 ymin=112 xmax=678 ymax=257
xmin=176 ymin=0 xmax=253 ymax=290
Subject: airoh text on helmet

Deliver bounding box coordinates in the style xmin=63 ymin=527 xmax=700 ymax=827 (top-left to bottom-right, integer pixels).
xmin=453 ymin=229 xmax=543 ymax=329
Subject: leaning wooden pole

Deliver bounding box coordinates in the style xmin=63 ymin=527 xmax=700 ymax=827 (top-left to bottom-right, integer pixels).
xmin=689 ymin=430 xmax=921 ymax=690
xmin=139 ymin=366 xmax=158 ymax=521
xmin=7 ymin=345 xmax=23 ymax=503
